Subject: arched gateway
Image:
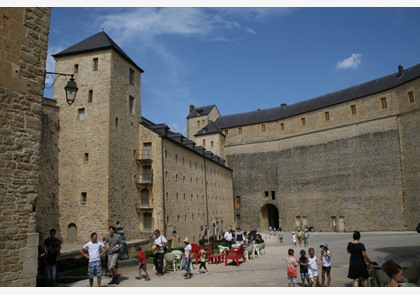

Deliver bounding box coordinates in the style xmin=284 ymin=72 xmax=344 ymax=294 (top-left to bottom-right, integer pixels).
xmin=260 ymin=204 xmax=280 ymax=231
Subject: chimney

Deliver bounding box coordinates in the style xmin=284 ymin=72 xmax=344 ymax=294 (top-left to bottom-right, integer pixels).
xmin=280 ymin=103 xmax=287 ymax=108
xmin=397 ymin=65 xmax=404 ymax=77
xmin=189 ymin=104 xmax=195 ymax=113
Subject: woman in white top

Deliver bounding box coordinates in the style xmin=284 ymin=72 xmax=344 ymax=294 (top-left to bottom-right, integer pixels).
xmin=183 ymin=237 xmax=192 ymax=279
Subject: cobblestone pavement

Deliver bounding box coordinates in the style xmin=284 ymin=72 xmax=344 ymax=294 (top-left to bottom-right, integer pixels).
xmin=60 ymin=231 xmax=420 ymax=288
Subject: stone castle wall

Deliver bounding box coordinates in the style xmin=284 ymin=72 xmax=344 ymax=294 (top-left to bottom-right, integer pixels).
xmin=0 ymin=7 xmax=51 ymax=286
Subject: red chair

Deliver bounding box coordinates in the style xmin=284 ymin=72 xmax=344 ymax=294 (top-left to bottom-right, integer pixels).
xmin=225 ymin=244 xmax=246 ymax=266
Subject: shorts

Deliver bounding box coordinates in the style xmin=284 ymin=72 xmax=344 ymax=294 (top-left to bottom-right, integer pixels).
xmin=108 ymin=253 xmax=119 ymax=270
xmin=88 ymin=260 xmax=102 ymax=279
xmin=288 ymin=276 xmax=297 ymax=283
xmin=322 ymin=266 xmax=332 ymax=272
xmin=138 ymin=263 xmax=147 ymax=271
xmin=300 ymin=271 xmax=309 ymax=281
xmin=309 ymin=270 xmax=319 ymax=280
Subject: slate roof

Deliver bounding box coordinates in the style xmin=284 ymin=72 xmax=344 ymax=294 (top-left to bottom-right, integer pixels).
xmin=140 ymin=117 xmax=228 ymax=167
xmin=52 ymin=31 xmax=144 ymax=72
xmin=193 ymin=63 xmax=420 ymax=134
xmin=187 ymin=104 xmax=216 ymax=118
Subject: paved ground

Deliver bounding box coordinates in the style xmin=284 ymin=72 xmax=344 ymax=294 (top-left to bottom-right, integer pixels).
xmin=60 ymin=231 xmax=420 ymax=288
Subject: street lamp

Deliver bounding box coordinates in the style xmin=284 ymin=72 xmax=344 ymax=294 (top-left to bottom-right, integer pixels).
xmin=43 ymin=71 xmax=78 ymax=105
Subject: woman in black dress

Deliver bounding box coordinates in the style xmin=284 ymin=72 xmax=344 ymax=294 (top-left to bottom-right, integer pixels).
xmin=347 ymin=231 xmax=373 ymax=287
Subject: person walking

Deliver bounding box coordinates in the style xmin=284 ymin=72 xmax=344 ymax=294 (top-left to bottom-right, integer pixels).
xmin=104 ymin=225 xmax=124 ymax=285
xmin=80 ymin=232 xmax=108 ymax=287
xmin=278 ymin=229 xmax=283 ymax=243
xmin=183 ymin=237 xmax=192 ymax=279
xmin=196 ymin=249 xmax=209 ymax=275
xmin=297 ymin=228 xmax=304 ymax=247
xmin=135 ymin=246 xmax=150 ymax=281
xmin=347 ymin=230 xmax=373 ymax=287
xmin=307 ymin=247 xmax=321 ymax=287
xmin=291 ymin=232 xmax=297 ymax=247
xmin=224 ymin=227 xmax=233 ymax=249
xmin=303 ymin=228 xmax=310 ymax=247
xmin=286 ymin=248 xmax=298 ymax=287
xmin=43 ymin=228 xmax=62 ymax=287
xmin=320 ymin=242 xmax=332 ymax=287
xmin=153 ymin=229 xmax=168 ymax=276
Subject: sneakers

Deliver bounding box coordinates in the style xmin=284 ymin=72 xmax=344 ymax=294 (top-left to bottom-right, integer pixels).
xmin=108 ymin=279 xmax=116 ymax=285
xmin=145 ymin=277 xmax=150 ymax=281
xmin=185 ymin=273 xmax=192 ymax=279
xmin=135 ymin=276 xmax=142 ymax=280
xmin=205 ymin=272 xmax=209 ymax=275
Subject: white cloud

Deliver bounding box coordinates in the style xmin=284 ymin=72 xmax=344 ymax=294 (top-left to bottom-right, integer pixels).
xmin=336 ymin=53 xmax=362 ymax=70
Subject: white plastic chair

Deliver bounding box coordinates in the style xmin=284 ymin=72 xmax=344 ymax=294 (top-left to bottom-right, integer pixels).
xmin=163 ymin=252 xmax=178 ymax=272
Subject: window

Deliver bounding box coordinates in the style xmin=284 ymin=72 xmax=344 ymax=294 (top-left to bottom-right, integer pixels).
xmin=202 ymin=139 xmax=206 ymax=147
xmin=235 ymin=196 xmax=241 ymax=209
xmin=224 ymin=130 xmax=228 ymax=136
xmin=271 ymin=191 xmax=276 ymax=200
xmin=197 ymin=120 xmax=200 ymax=127
xmin=129 ymin=68 xmax=135 ymax=85
xmin=74 ymin=64 xmax=79 ymax=73
xmin=280 ymin=122 xmax=285 ymax=131
xmin=261 ymin=124 xmax=266 ymax=132
xmin=84 ymin=153 xmax=89 ymax=162
xmin=380 ymin=97 xmax=387 ymax=109
xmin=301 ymin=117 xmax=306 ymax=126
xmin=408 ymin=91 xmax=414 ymax=103
xmin=325 ymin=111 xmax=330 ymax=121
xmin=211 ymin=141 xmax=214 ymax=147
xmin=129 ymin=95 xmax=134 ymax=113
xmin=88 ymin=90 xmax=93 ymax=103
xmin=141 ymin=189 xmax=149 ymax=207
xmin=78 ymin=108 xmax=85 ymax=121
xmin=115 ymin=117 xmax=118 ymax=127
xmin=264 ymin=191 xmax=269 ymax=197
xmin=238 ymin=127 xmax=242 ymax=134
xmin=92 ymin=58 xmax=98 ymax=71
xmin=81 ymin=192 xmax=87 ymax=204
xmin=143 ymin=213 xmax=152 ymax=231
xmin=351 ymin=105 xmax=357 ymax=115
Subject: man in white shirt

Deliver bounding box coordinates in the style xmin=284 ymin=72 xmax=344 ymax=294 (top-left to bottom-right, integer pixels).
xmin=80 ymin=232 xmax=109 ymax=287
xmin=224 ymin=228 xmax=233 ymax=249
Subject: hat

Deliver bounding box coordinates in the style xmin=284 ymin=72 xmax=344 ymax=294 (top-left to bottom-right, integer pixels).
xmin=183 ymin=237 xmax=189 ymax=243
xmin=320 ymin=242 xmax=328 ymax=249
xmin=300 ymin=249 xmax=306 ymax=256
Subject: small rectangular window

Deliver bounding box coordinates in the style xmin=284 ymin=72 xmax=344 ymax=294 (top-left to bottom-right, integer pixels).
xmin=143 ymin=213 xmax=152 ymax=231
xmin=211 ymin=141 xmax=214 ymax=147
xmin=197 ymin=120 xmax=200 ymax=127
xmin=92 ymin=58 xmax=98 ymax=71
xmin=325 ymin=111 xmax=330 ymax=121
xmin=84 ymin=153 xmax=89 ymax=162
xmin=88 ymin=90 xmax=93 ymax=103
xmin=408 ymin=91 xmax=414 ymax=103
xmin=74 ymin=64 xmax=79 ymax=73
xmin=280 ymin=122 xmax=285 ymax=131
xmin=351 ymin=105 xmax=357 ymax=115
xmin=202 ymin=139 xmax=206 ymax=147
xmin=129 ymin=95 xmax=134 ymax=113
xmin=78 ymin=108 xmax=85 ymax=121
xmin=271 ymin=191 xmax=276 ymax=200
xmin=129 ymin=68 xmax=135 ymax=85
xmin=264 ymin=191 xmax=269 ymax=197
xmin=261 ymin=124 xmax=266 ymax=132
xmin=301 ymin=117 xmax=306 ymax=126
xmin=224 ymin=130 xmax=228 ymax=136
xmin=238 ymin=127 xmax=242 ymax=134
xmin=81 ymin=192 xmax=87 ymax=204
xmin=115 ymin=117 xmax=118 ymax=127
xmin=380 ymin=97 xmax=387 ymax=109
xmin=235 ymin=196 xmax=241 ymax=209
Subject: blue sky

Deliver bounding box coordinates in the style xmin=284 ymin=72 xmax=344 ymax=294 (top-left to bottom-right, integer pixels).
xmin=44 ymin=6 xmax=420 ymax=135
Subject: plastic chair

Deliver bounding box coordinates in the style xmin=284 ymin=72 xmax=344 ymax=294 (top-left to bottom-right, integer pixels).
xmin=163 ymin=252 xmax=178 ymax=272
xmin=218 ymin=245 xmax=229 ymax=254
xmin=375 ymin=269 xmax=390 ymax=287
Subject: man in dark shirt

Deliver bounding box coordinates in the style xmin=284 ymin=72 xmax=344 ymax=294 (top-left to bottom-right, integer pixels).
xmin=43 ymin=229 xmax=62 ymax=286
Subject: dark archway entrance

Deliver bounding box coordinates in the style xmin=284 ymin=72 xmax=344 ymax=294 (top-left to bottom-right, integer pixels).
xmin=260 ymin=204 xmax=280 ymax=231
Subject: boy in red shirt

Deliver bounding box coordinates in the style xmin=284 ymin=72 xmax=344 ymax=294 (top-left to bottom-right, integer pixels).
xmin=135 ymin=247 xmax=150 ymax=281
xmin=286 ymin=248 xmax=298 ymax=287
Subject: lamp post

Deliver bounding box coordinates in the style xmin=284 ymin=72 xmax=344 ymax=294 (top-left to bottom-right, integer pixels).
xmin=43 ymin=71 xmax=78 ymax=105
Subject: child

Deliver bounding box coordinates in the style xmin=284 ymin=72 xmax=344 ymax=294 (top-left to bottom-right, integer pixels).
xmin=299 ymin=249 xmax=310 ymax=286
xmin=319 ymin=242 xmax=332 ymax=286
xmin=291 ymin=232 xmax=297 ymax=247
xmin=196 ymin=249 xmax=209 ymax=274
xmin=286 ymin=248 xmax=298 ymax=287
xmin=307 ymin=247 xmax=321 ymax=287
xmin=80 ymin=232 xmax=108 ymax=287
xmin=278 ymin=230 xmax=283 ymax=243
xmin=135 ymin=247 xmax=150 ymax=281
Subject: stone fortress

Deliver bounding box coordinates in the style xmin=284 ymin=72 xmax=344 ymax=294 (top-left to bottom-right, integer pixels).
xmin=1 ymin=8 xmax=419 ymax=286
